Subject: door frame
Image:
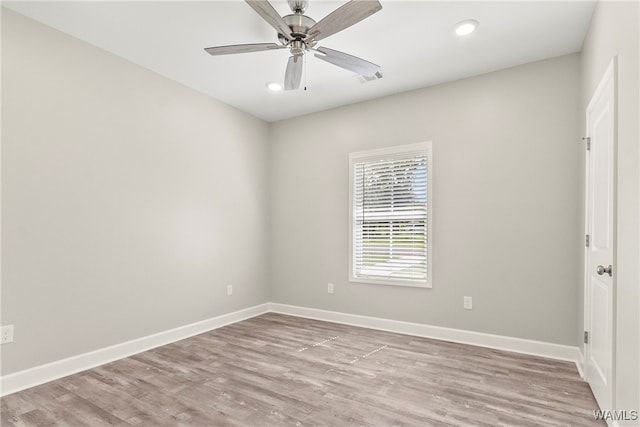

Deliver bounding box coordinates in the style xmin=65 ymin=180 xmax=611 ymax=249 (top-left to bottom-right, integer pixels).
xmin=583 ymin=56 xmax=617 ymax=413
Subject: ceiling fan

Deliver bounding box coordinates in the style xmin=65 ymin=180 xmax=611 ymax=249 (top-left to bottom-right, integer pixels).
xmin=204 ymin=0 xmax=383 ymax=90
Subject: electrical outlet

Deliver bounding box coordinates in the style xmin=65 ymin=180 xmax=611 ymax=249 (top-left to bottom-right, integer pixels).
xmin=463 ymin=296 xmax=473 ymax=310
xmin=227 ymin=284 xmax=233 ymax=296
xmin=1 ymin=325 xmax=14 ymax=344
xmin=327 ymin=283 xmax=334 ymax=294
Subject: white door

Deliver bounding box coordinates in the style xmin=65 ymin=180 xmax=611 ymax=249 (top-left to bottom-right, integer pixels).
xmin=584 ymin=59 xmax=616 ymax=412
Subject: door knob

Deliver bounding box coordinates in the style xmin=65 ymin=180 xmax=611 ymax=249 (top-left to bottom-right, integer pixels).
xmin=596 ymin=265 xmax=613 ymax=276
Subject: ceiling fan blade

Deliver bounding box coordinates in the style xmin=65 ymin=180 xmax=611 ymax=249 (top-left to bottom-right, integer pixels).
xmin=304 ymin=0 xmax=382 ymax=43
xmin=245 ymin=0 xmax=294 ymax=41
xmin=205 ymin=43 xmax=285 ymax=56
xmin=314 ymin=46 xmax=382 ymax=78
xmin=284 ymin=55 xmax=303 ymax=90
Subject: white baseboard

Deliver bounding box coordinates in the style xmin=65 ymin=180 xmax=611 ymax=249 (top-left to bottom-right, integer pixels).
xmin=269 ymin=303 xmax=582 ymax=364
xmin=1 ymin=301 xmax=583 ymax=397
xmin=0 ymin=303 xmax=270 ymax=397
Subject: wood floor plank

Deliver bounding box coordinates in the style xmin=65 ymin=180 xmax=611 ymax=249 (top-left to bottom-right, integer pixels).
xmin=1 ymin=313 xmax=603 ymax=426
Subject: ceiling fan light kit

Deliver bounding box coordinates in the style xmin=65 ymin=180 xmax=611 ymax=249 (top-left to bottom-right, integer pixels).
xmin=205 ymin=0 xmax=383 ymax=91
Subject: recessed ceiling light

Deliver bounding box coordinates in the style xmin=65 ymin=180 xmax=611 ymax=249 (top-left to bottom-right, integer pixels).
xmin=455 ymin=19 xmax=479 ymax=36
xmin=266 ymin=82 xmax=282 ymax=92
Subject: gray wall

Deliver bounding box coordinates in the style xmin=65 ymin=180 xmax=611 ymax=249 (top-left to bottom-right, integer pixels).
xmin=580 ymin=1 xmax=639 ymax=420
xmin=1 ymin=9 xmax=271 ymax=375
xmin=270 ymin=54 xmax=581 ymax=346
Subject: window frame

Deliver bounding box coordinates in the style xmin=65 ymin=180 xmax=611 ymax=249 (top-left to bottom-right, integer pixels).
xmin=349 ymin=141 xmax=433 ymax=288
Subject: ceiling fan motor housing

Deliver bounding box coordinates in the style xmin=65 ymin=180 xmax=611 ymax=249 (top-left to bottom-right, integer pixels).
xmin=278 ymin=14 xmax=317 ymax=50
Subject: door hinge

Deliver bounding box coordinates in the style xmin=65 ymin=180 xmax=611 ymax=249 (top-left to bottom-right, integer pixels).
xmin=584 ymin=331 xmax=589 ymax=344
xmin=582 ymin=137 xmax=591 ymax=151
xmin=586 ymin=234 xmax=590 ymax=247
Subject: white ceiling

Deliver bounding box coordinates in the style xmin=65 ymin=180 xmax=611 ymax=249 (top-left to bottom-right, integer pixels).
xmin=4 ymin=1 xmax=595 ymax=122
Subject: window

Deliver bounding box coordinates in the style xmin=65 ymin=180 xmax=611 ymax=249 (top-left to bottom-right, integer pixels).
xmin=349 ymin=142 xmax=432 ymax=288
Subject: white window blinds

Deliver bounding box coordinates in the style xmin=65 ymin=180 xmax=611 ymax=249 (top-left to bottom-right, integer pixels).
xmin=349 ymin=142 xmax=432 ymax=287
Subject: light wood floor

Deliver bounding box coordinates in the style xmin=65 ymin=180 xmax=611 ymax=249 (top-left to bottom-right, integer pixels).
xmin=2 ymin=313 xmax=603 ymax=426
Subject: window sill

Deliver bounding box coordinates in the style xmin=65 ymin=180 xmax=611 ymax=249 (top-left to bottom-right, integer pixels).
xmin=349 ymin=277 xmax=431 ymax=288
